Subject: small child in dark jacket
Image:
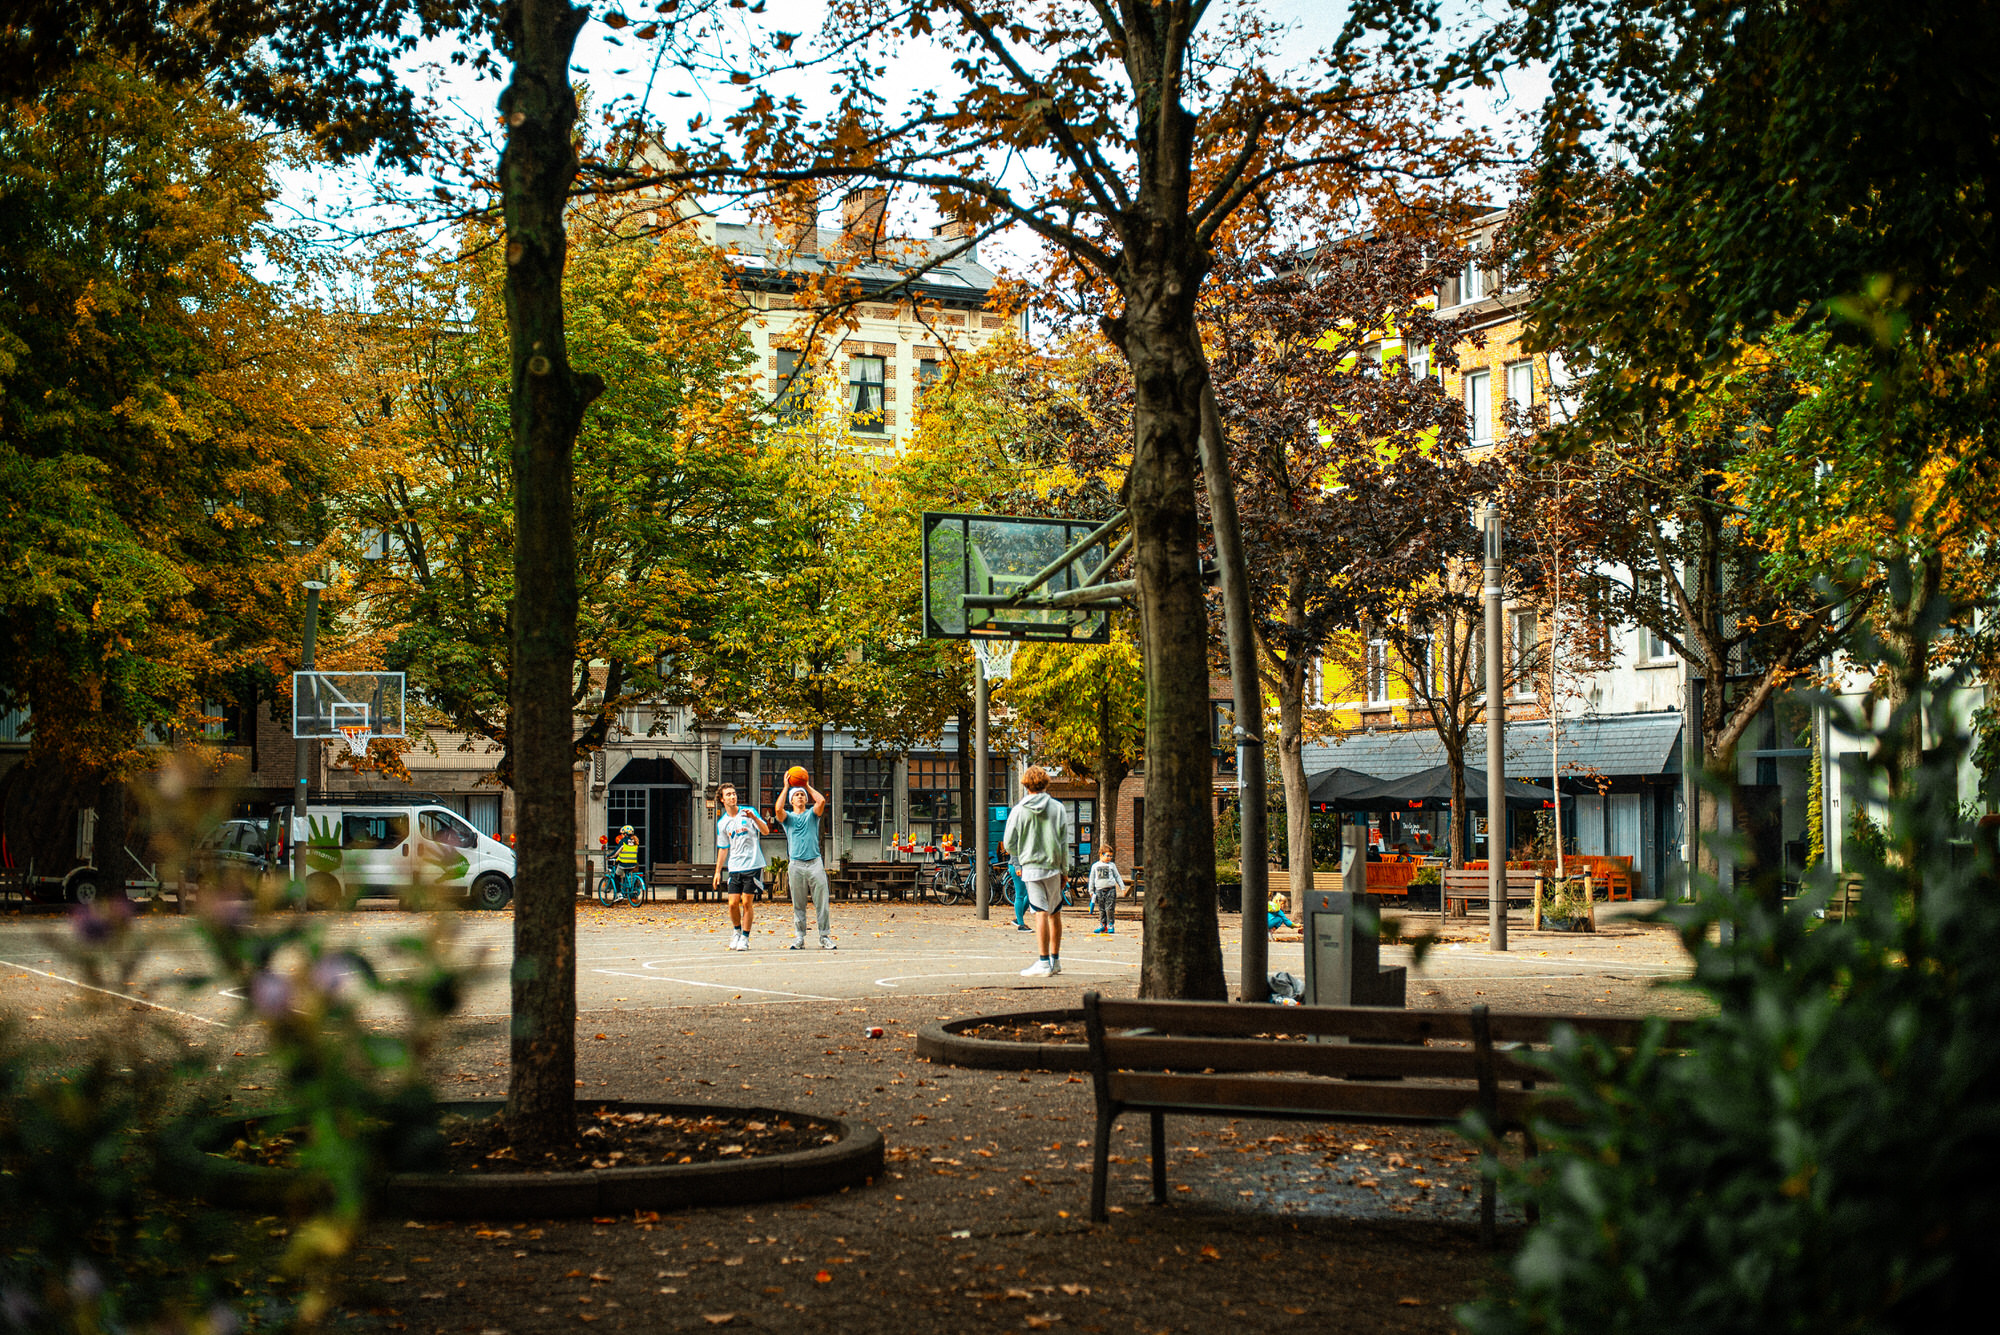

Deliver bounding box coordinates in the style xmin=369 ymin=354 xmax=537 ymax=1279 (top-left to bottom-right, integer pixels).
xmin=1087 ymin=848 xmax=1126 ymax=934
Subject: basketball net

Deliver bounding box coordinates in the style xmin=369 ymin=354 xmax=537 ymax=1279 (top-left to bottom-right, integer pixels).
xmin=973 ymin=638 xmax=1017 ymax=682
xmin=338 ymin=725 xmax=373 ymax=758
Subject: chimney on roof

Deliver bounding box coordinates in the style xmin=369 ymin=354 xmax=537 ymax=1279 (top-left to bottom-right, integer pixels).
xmin=931 ymin=215 xmax=978 ymax=264
xmin=776 ymin=186 xmax=819 ymax=256
xmin=840 ymin=187 xmax=889 ymax=257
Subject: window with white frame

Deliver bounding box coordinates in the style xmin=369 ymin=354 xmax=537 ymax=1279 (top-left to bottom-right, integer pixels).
xmin=847 ymin=354 xmax=886 ymax=433
xmin=1506 ymin=360 xmax=1534 ymax=413
xmin=1405 ymin=341 xmax=1431 ymax=381
xmin=1510 ymin=611 xmax=1541 ymax=693
xmin=1366 ymin=639 xmax=1390 ymax=703
xmin=1460 ymin=246 xmax=1490 ymax=303
xmin=1465 ymin=369 xmax=1493 ymax=444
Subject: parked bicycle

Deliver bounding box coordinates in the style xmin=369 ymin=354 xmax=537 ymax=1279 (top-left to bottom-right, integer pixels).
xmin=927 ymin=854 xmax=972 ymax=904
xmin=596 ymin=863 xmax=647 ymax=907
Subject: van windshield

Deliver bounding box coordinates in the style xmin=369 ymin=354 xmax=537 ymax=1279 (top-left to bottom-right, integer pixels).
xmin=420 ymin=809 xmax=479 ymax=849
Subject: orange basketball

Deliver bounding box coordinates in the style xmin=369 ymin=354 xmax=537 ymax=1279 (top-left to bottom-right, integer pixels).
xmin=785 ymin=765 xmax=810 ymax=788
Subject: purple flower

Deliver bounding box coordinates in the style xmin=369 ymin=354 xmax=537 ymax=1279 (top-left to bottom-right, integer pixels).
xmin=249 ymin=970 xmax=292 ymax=1018
xmin=67 ymin=1260 xmax=104 ymax=1303
xmin=69 ymin=902 xmax=114 ymax=945
xmin=310 ymin=954 xmax=358 ymax=1000
xmin=0 ymin=1285 xmax=38 ymax=1329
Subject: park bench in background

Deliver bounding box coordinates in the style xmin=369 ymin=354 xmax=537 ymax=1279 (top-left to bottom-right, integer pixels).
xmin=1081 ymin=991 xmax=1684 ymax=1243
xmin=649 ymin=861 xmax=720 ymax=902
xmin=1442 ymin=868 xmax=1543 ymax=918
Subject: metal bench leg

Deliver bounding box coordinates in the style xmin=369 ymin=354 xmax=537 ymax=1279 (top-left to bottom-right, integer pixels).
xmin=1150 ymin=1112 xmax=1167 ymax=1204
xmin=1090 ymin=1109 xmax=1115 ymax=1222
xmin=1480 ymin=1173 xmax=1496 ymax=1249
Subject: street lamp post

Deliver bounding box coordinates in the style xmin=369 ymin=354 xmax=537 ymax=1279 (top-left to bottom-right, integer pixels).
xmin=1483 ymin=504 xmax=1508 ymax=952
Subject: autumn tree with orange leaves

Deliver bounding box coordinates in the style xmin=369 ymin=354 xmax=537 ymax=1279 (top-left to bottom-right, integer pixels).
xmin=0 ymin=50 xmax=386 ymax=878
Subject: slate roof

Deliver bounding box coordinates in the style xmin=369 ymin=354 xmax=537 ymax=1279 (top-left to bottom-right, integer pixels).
xmin=713 ymin=221 xmax=998 ymax=305
xmin=1303 ymin=712 xmax=1683 ymax=784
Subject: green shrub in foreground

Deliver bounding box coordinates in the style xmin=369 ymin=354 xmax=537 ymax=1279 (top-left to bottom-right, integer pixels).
xmin=1463 ymin=683 xmax=2000 ymax=1334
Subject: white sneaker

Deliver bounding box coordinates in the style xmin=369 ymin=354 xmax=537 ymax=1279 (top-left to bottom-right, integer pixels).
xmin=739 ymin=931 xmax=751 ymax=951
xmin=820 ymin=938 xmax=837 ymax=950
xmin=1049 ymin=957 xmax=1061 ymax=975
xmin=790 ymin=938 xmax=807 ymax=950
xmin=1020 ymin=959 xmax=1054 ymax=978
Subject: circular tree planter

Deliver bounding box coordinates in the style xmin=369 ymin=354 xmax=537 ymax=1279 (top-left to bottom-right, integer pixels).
xmin=917 ymin=1008 xmax=1089 ymax=1072
xmin=163 ymin=1100 xmax=884 ymax=1220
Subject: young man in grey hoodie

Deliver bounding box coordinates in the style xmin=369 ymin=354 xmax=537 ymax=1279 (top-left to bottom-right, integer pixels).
xmin=1000 ymin=765 xmax=1072 ymax=977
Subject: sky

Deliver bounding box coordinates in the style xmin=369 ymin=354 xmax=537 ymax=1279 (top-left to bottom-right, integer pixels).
xmin=281 ymin=1 xmax=1548 ymax=277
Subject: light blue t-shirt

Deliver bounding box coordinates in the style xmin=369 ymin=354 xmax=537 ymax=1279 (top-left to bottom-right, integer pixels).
xmin=715 ymin=810 xmax=767 ymax=873
xmin=780 ymin=809 xmax=822 ymax=862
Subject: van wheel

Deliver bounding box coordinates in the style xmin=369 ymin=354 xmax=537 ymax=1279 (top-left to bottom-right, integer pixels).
xmin=304 ymin=872 xmax=342 ymax=910
xmin=472 ymin=874 xmax=513 ymax=911
xmin=68 ymin=874 xmax=102 ymax=904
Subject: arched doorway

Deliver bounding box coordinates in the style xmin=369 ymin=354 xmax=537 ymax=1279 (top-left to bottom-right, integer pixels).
xmin=607 ymin=757 xmax=693 ymax=868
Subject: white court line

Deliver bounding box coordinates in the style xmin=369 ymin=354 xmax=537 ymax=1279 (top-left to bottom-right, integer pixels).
xmin=594 ymin=968 xmax=840 ymax=1002
xmin=0 ymin=957 xmax=229 ymax=1028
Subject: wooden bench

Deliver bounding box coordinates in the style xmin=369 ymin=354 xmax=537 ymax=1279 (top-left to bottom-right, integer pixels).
xmin=1442 ymin=869 xmax=1542 ymax=917
xmin=1081 ymin=991 xmax=1681 ymax=1241
xmin=649 ymin=861 xmax=723 ymax=902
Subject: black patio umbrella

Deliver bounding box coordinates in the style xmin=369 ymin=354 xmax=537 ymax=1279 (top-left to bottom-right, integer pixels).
xmin=1345 ymin=763 xmax=1558 ymax=812
xmin=1305 ymin=766 xmax=1383 ymax=810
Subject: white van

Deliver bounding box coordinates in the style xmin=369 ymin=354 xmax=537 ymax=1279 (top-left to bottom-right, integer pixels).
xmin=280 ymin=799 xmax=515 ymax=910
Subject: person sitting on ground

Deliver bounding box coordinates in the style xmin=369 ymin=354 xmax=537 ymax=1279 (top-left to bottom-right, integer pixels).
xmin=1267 ymin=890 xmax=1296 ymax=935
xmin=1087 ymin=846 xmax=1125 ymax=935
xmin=1001 ymin=766 xmax=1071 ymax=977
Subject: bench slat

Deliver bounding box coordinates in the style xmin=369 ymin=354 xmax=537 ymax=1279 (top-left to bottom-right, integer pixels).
xmin=1106 ymin=1071 xmax=1534 ymax=1124
xmin=1092 ymin=997 xmax=1674 ymax=1047
xmin=1099 ymin=1034 xmax=1541 ymax=1083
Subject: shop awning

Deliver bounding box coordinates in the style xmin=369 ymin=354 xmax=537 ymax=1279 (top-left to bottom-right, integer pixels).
xmin=1301 ymin=712 xmax=1682 ymax=785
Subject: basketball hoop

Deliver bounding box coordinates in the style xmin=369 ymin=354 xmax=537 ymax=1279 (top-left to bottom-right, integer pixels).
xmin=973 ymin=638 xmax=1018 ymax=681
xmin=338 ymin=724 xmax=373 ymax=758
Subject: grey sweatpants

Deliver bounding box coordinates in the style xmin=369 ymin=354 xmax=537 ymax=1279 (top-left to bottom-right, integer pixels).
xmin=790 ymin=856 xmax=831 ymax=941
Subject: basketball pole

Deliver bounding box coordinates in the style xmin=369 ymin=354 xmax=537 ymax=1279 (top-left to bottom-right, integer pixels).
xmin=974 ymin=655 xmax=990 ymax=919
xmin=1484 ymin=504 xmax=1509 ymax=952
xmin=292 ymin=582 xmax=321 ymax=891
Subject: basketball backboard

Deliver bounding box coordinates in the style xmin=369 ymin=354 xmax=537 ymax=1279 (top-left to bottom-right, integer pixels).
xmin=292 ymin=671 xmax=407 ymax=740
xmin=922 ymin=512 xmax=1114 ymax=642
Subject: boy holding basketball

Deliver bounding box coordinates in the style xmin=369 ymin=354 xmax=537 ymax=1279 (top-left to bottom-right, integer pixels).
xmin=775 ymin=768 xmax=835 ymax=949
xmin=1001 ymin=766 xmax=1071 ymax=977
xmin=711 ymin=783 xmax=771 ymax=951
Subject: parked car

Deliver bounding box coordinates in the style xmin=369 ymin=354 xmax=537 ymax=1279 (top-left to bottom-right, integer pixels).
xmin=183 ymin=818 xmax=278 ymax=902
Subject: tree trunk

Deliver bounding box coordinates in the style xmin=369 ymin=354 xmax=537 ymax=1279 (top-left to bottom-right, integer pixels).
xmin=1874 ymin=546 xmax=1944 ymax=798
xmin=1110 ymin=256 xmax=1226 ymax=1002
xmin=1448 ymin=749 xmax=1467 ymax=869
xmin=502 ymin=0 xmax=600 ymax=1153
xmin=1273 ymin=657 xmax=1314 ymax=903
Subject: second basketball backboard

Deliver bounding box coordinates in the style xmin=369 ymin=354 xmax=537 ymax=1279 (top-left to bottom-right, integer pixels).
xmin=921 ymin=512 xmax=1114 ymax=643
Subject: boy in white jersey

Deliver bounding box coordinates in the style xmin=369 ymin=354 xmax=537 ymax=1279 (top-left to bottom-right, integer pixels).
xmin=710 ymin=783 xmax=772 ymax=950
xmin=1086 ymin=846 xmax=1125 ymax=934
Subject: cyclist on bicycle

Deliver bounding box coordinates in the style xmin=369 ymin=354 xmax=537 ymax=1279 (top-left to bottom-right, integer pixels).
xmin=611 ymin=825 xmax=642 ymax=882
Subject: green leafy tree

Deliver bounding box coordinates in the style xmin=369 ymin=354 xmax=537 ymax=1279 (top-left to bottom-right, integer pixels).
xmin=997 ymin=625 xmax=1146 ymax=860
xmin=0 ymin=51 xmax=371 ymax=871
xmin=361 ymin=207 xmax=770 ymax=782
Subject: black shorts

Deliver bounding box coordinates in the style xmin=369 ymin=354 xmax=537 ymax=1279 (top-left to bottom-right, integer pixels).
xmin=726 ymin=870 xmax=763 ymax=897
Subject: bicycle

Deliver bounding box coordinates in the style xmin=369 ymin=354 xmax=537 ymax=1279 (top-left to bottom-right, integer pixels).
xmin=927 ymin=855 xmax=972 ymax=905
xmin=596 ymin=863 xmax=647 ymax=907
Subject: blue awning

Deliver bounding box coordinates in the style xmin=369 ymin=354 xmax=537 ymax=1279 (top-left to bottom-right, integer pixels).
xmin=1304 ymin=712 xmax=1682 ymax=786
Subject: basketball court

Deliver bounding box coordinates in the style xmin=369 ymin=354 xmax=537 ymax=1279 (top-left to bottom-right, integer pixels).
xmin=0 ymin=900 xmax=1693 ymax=1034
